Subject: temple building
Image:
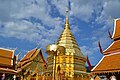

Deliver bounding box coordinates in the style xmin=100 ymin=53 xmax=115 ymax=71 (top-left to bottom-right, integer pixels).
xmin=0 ymin=48 xmax=46 ymax=80
xmin=17 ymin=48 xmax=46 ymax=80
xmin=0 ymin=48 xmax=17 ymax=79
xmin=91 ymin=18 xmax=120 ymax=80
xmin=45 ymin=9 xmax=89 ymax=80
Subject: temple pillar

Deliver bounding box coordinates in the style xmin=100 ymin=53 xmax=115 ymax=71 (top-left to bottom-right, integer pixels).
xmin=52 ymin=54 xmax=56 ymax=80
xmin=80 ymin=74 xmax=83 ymax=80
xmin=36 ymin=71 xmax=39 ymax=80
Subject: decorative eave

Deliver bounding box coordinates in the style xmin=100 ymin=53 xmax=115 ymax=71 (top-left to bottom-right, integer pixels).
xmin=38 ymin=49 xmax=47 ymax=67
xmin=0 ymin=47 xmax=14 ymax=52
xmin=92 ymin=69 xmax=120 ymax=74
xmin=0 ymin=67 xmax=17 ymax=74
xmin=102 ymin=18 xmax=120 ymax=55
xmin=103 ymin=40 xmax=120 ymax=55
xmin=112 ymin=18 xmax=120 ymax=40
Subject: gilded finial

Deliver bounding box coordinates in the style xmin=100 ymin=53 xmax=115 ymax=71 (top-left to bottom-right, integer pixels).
xmin=65 ymin=6 xmax=70 ymax=29
xmin=66 ymin=7 xmax=69 ymax=20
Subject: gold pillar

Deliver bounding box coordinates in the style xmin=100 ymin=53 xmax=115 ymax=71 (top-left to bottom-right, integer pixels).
xmin=80 ymin=74 xmax=83 ymax=80
xmin=46 ymin=44 xmax=59 ymax=80
xmin=36 ymin=72 xmax=39 ymax=80
xmin=52 ymin=54 xmax=56 ymax=80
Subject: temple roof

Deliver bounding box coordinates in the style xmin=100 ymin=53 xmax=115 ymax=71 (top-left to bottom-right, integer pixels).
xmin=103 ymin=40 xmax=120 ymax=55
xmin=56 ymin=10 xmax=84 ymax=57
xmin=20 ymin=48 xmax=38 ymax=63
xmin=92 ymin=18 xmax=120 ymax=74
xmin=112 ymin=18 xmax=120 ymax=40
xmin=103 ymin=18 xmax=120 ymax=55
xmin=17 ymin=48 xmax=46 ymax=70
xmin=91 ymin=52 xmax=120 ymax=74
xmin=0 ymin=48 xmax=15 ymax=67
xmin=0 ymin=67 xmax=17 ymax=74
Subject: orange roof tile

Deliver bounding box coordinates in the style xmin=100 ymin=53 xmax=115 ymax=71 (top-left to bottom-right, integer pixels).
xmin=21 ymin=48 xmax=37 ymax=62
xmin=103 ymin=40 xmax=120 ymax=55
xmin=103 ymin=19 xmax=120 ymax=55
xmin=18 ymin=48 xmax=37 ymax=67
xmin=17 ymin=48 xmax=46 ymax=70
xmin=0 ymin=48 xmax=14 ymax=67
xmin=112 ymin=19 xmax=120 ymax=40
xmin=92 ymin=53 xmax=120 ymax=74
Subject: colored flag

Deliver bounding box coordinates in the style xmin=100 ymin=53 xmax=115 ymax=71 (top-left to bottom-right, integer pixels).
xmin=87 ymin=56 xmax=92 ymax=70
xmin=68 ymin=0 xmax=71 ymax=10
xmin=56 ymin=0 xmax=71 ymax=10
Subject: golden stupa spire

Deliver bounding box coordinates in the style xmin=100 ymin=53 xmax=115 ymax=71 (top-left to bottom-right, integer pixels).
xmin=65 ymin=6 xmax=70 ymax=29
xmin=56 ymin=6 xmax=85 ymax=57
xmin=46 ymin=3 xmax=87 ymax=79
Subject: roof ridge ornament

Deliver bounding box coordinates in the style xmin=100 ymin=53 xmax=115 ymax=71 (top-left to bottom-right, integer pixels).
xmin=108 ymin=29 xmax=112 ymax=39
xmin=98 ymin=41 xmax=103 ymax=54
xmin=112 ymin=18 xmax=120 ymax=40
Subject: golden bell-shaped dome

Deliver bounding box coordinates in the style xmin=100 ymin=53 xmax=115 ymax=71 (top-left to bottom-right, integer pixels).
xmin=56 ymin=10 xmax=85 ymax=58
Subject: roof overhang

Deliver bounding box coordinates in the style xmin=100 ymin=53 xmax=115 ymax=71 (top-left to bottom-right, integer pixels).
xmin=92 ymin=53 xmax=120 ymax=74
xmin=0 ymin=67 xmax=17 ymax=74
xmin=92 ymin=69 xmax=120 ymax=74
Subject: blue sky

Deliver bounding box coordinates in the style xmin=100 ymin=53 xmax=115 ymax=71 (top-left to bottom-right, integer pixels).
xmin=0 ymin=0 xmax=120 ymax=65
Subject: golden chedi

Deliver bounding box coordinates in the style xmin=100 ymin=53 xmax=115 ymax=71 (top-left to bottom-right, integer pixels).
xmin=46 ymin=9 xmax=88 ymax=80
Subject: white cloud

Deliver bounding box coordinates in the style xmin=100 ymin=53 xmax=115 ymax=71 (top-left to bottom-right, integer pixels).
xmin=71 ymin=1 xmax=94 ymax=22
xmin=0 ymin=0 xmax=64 ymax=27
xmin=103 ymin=0 xmax=120 ymax=18
xmin=0 ymin=0 xmax=120 ymax=65
xmin=0 ymin=0 xmax=65 ymax=48
xmin=51 ymin=0 xmax=67 ymax=16
xmin=0 ymin=20 xmax=40 ymax=40
xmin=71 ymin=25 xmax=81 ymax=34
xmin=52 ymin=0 xmax=96 ymax=22
xmin=80 ymin=46 xmax=94 ymax=56
xmin=0 ymin=20 xmax=64 ymax=48
xmin=11 ymin=0 xmax=63 ymax=28
xmin=96 ymin=0 xmax=120 ymax=28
